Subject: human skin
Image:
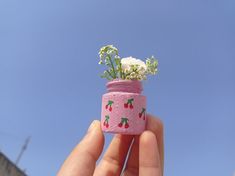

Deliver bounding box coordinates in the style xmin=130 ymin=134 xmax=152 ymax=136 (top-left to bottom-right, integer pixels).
xmin=57 ymin=114 xmax=164 ymax=176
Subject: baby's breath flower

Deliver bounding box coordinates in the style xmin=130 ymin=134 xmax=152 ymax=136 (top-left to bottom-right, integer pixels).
xmin=146 ymin=56 xmax=158 ymax=75
xmin=99 ymin=45 xmax=118 ymax=61
xmin=98 ymin=45 xmax=121 ymax=79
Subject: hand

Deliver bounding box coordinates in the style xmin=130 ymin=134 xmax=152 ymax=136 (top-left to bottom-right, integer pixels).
xmin=57 ymin=114 xmax=164 ymax=176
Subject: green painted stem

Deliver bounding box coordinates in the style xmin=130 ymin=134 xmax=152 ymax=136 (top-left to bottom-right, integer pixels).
xmin=121 ymin=118 xmax=128 ymax=124
xmin=141 ymin=108 xmax=146 ymax=114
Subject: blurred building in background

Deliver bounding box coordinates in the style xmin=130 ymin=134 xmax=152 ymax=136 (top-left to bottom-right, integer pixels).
xmin=0 ymin=152 xmax=26 ymax=176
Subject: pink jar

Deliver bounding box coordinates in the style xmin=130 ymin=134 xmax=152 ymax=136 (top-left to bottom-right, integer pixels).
xmin=101 ymin=79 xmax=146 ymax=135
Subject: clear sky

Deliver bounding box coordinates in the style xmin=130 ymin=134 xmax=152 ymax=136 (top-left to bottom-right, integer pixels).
xmin=0 ymin=0 xmax=235 ymax=175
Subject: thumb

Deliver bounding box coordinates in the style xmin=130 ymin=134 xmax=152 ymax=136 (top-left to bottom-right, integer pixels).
xmin=57 ymin=120 xmax=104 ymax=176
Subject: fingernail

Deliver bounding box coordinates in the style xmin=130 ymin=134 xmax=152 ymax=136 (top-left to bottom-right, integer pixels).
xmin=87 ymin=120 xmax=98 ymax=133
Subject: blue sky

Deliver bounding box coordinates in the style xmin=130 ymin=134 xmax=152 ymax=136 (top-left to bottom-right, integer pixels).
xmin=0 ymin=0 xmax=235 ymax=175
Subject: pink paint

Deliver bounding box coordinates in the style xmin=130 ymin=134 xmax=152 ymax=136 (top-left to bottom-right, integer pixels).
xmin=101 ymin=79 xmax=146 ymax=135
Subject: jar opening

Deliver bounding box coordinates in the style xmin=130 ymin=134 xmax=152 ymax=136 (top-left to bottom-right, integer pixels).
xmin=106 ymin=79 xmax=143 ymax=93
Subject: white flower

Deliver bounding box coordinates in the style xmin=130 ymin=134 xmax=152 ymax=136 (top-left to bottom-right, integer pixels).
xmin=121 ymin=56 xmax=147 ymax=80
xmin=98 ymin=45 xmax=158 ymax=81
xmin=121 ymin=56 xmax=147 ymax=71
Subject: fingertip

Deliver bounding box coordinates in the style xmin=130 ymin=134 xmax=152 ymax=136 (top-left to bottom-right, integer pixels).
xmin=86 ymin=120 xmax=104 ymax=149
xmin=146 ymin=114 xmax=164 ymax=126
xmin=146 ymin=114 xmax=164 ymax=134
xmin=87 ymin=120 xmax=104 ymax=136
xmin=87 ymin=120 xmax=100 ymax=132
xmin=88 ymin=120 xmax=103 ymax=133
xmin=140 ymin=130 xmax=158 ymax=147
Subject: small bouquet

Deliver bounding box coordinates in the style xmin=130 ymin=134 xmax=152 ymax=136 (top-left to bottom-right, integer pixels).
xmin=99 ymin=45 xmax=158 ymax=134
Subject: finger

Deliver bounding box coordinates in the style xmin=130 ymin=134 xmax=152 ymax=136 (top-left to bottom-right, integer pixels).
xmin=146 ymin=114 xmax=164 ymax=173
xmin=124 ymin=114 xmax=164 ymax=176
xmin=122 ymin=136 xmax=140 ymax=176
xmin=57 ymin=120 xmax=104 ymax=176
xmin=94 ymin=134 xmax=134 ymax=176
xmin=139 ymin=131 xmax=161 ymax=176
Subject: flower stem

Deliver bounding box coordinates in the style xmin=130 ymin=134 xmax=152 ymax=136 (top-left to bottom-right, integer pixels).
xmin=106 ymin=70 xmax=114 ymax=79
xmin=108 ymin=55 xmax=117 ymax=78
xmin=118 ymin=62 xmax=123 ymax=79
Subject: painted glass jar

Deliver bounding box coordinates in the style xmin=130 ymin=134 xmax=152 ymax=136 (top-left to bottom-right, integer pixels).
xmin=101 ymin=79 xmax=146 ymax=135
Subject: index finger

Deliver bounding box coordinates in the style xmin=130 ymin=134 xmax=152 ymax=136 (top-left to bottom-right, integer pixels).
xmin=57 ymin=120 xmax=104 ymax=176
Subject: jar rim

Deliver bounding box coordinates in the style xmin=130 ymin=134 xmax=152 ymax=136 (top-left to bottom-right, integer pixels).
xmin=106 ymin=79 xmax=143 ymax=93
